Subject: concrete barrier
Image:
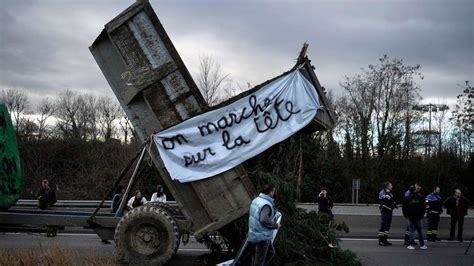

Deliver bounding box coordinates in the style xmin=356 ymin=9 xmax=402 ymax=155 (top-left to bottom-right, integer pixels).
xmin=297 ymin=203 xmax=474 ymax=239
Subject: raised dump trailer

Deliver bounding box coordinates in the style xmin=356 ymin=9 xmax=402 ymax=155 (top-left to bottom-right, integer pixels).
xmin=89 ymin=0 xmax=335 ymax=264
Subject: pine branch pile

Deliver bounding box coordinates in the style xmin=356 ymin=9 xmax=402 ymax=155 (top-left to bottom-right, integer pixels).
xmin=220 ymin=133 xmax=361 ymax=265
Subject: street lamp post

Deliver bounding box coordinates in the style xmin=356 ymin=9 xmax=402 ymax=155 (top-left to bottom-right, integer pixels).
xmin=413 ymin=103 xmax=449 ymax=156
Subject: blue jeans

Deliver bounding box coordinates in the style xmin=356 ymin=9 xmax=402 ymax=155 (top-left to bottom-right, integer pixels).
xmin=408 ymin=219 xmax=425 ymax=246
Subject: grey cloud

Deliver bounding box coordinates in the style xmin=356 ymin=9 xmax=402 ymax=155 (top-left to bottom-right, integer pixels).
xmin=0 ymin=0 xmax=472 ymax=108
xmin=155 ymin=0 xmax=472 ymax=98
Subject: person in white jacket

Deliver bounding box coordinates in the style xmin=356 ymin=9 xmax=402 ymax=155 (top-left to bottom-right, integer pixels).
xmin=151 ymin=185 xmax=167 ymax=203
xmin=127 ymin=190 xmax=147 ymax=209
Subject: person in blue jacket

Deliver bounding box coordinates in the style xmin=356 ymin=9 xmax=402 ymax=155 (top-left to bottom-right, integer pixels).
xmin=111 ymin=185 xmax=125 ymax=214
xmin=426 ymin=186 xmax=442 ymax=241
xmin=247 ymin=184 xmax=281 ymax=266
xmin=378 ymin=182 xmax=397 ymax=246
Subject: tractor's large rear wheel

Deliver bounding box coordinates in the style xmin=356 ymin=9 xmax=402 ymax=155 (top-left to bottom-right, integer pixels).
xmin=115 ymin=205 xmax=179 ymax=265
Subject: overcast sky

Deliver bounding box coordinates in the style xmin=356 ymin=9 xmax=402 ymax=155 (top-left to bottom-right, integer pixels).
xmin=0 ymin=0 xmax=472 ymax=110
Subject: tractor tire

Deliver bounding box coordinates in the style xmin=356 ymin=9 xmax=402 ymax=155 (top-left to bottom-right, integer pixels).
xmin=144 ymin=202 xmax=183 ymax=253
xmin=145 ymin=202 xmax=181 ymax=217
xmin=115 ymin=205 xmax=179 ymax=265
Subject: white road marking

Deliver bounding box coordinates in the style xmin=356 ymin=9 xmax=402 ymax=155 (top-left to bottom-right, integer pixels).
xmin=339 ymin=238 xmax=462 ymax=243
xmin=177 ymin=249 xmax=210 ymax=252
xmin=56 ymin=233 xmax=97 ymax=236
xmin=340 ymin=238 xmax=401 ymax=241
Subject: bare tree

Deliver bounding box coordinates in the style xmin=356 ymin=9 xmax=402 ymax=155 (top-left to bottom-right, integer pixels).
xmin=55 ymin=90 xmax=82 ymax=139
xmin=451 ymin=81 xmax=474 ymax=157
xmin=0 ymin=89 xmax=29 ymax=130
xmin=118 ymin=113 xmax=132 ymax=145
xmin=339 ymin=73 xmax=376 ymax=167
xmin=368 ymin=55 xmax=422 ymax=158
xmin=222 ymin=81 xmax=248 ymax=101
xmin=401 ymin=81 xmax=422 ymax=160
xmin=55 ymin=90 xmax=102 ymax=141
xmin=335 ymin=94 xmax=360 ymax=158
xmin=197 ymin=55 xmax=231 ymax=106
xmin=18 ymin=117 xmax=38 ymax=140
xmin=97 ymin=95 xmax=121 ymax=141
xmin=80 ymin=93 xmax=98 ymax=140
xmin=36 ymin=98 xmax=55 ymax=140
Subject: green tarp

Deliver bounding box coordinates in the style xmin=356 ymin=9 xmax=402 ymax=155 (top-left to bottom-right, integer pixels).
xmin=0 ymin=104 xmax=22 ymax=209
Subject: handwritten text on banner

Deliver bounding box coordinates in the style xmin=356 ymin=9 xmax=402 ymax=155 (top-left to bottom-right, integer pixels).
xmin=153 ymin=69 xmax=320 ymax=182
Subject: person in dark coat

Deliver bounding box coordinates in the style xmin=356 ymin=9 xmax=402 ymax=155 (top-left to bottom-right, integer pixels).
xmin=314 ymin=187 xmax=334 ymax=221
xmin=443 ymin=189 xmax=470 ymax=242
xmin=403 ymin=186 xmax=427 ymax=250
xmin=425 ymin=186 xmax=443 ymax=241
xmin=403 ymin=182 xmax=422 ymax=245
xmin=37 ymin=179 xmax=57 ymax=210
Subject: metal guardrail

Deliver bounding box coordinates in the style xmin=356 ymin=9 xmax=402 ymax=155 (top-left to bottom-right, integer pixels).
xmin=15 ymin=200 xmax=335 ymax=208
xmin=15 ymin=200 xmax=474 ymax=210
xmin=15 ymin=199 xmax=112 ymax=208
xmin=14 ymin=199 xmax=178 ymax=208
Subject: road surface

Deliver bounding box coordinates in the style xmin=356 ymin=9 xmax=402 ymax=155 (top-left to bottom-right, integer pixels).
xmin=0 ymin=233 xmax=473 ymax=265
xmin=340 ymin=238 xmax=474 ymax=266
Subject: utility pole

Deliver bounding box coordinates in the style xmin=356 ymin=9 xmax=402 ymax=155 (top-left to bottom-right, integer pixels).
xmin=413 ymin=104 xmax=449 ymax=157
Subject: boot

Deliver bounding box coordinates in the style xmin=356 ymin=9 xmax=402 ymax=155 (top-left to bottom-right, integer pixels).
xmin=379 ymin=235 xmax=387 ymax=246
xmin=385 ymin=235 xmax=392 ymax=245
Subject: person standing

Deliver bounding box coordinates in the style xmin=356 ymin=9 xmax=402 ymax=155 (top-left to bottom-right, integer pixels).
xmin=127 ymin=190 xmax=147 ymax=210
xmin=150 ymin=185 xmax=167 ymax=203
xmin=443 ymin=189 xmax=470 ymax=242
xmin=403 ymin=182 xmax=422 ymax=245
xmin=313 ymin=187 xmax=334 ymax=221
xmin=403 ymin=186 xmax=427 ymax=250
xmin=37 ymin=179 xmax=57 ymax=210
xmin=377 ymin=182 xmax=396 ymax=246
xmin=247 ymin=184 xmax=281 ymax=266
xmin=111 ymin=185 xmax=125 ymax=214
xmin=425 ymin=186 xmax=442 ymax=242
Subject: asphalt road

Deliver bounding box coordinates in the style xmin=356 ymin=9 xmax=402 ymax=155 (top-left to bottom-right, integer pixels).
xmin=0 ymin=233 xmax=473 ymax=265
xmin=340 ymin=238 xmax=474 ymax=266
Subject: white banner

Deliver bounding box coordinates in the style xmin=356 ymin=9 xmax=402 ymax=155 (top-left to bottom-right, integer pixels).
xmin=153 ymin=69 xmax=320 ymax=182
